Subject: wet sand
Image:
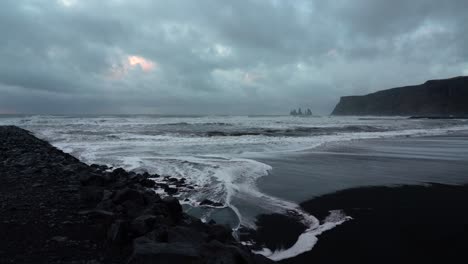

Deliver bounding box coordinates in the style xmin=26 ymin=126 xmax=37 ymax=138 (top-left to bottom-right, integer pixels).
xmin=252 ymin=131 xmax=468 ymax=263
xmin=257 ymin=132 xmax=468 ymax=202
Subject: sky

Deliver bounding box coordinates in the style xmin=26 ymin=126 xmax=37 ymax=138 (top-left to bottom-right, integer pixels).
xmin=0 ymin=0 xmax=467 ymax=115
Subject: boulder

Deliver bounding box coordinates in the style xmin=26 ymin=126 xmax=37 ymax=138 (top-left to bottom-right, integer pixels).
xmin=111 ymin=168 xmax=127 ymax=176
xmin=79 ymin=172 xmax=110 ymax=186
xmin=142 ymin=190 xmax=161 ymax=205
xmin=207 ymin=224 xmax=234 ymax=243
xmin=122 ymin=200 xmax=146 ymax=219
xmin=130 ymin=215 xmax=158 ymax=236
xmin=162 ymin=197 xmax=182 ymax=221
xmin=90 ymin=164 xmax=108 ymax=171
xmin=80 ymin=186 xmax=104 ymax=206
xmin=140 ymin=178 xmax=156 ymax=188
xmin=145 ymin=226 xmax=169 ymax=242
xmin=107 ymin=220 xmax=129 ymax=248
xmin=166 ymin=226 xmax=207 ymax=244
xmin=164 ymin=186 xmax=178 ymax=195
xmin=113 ymin=188 xmax=145 ymax=205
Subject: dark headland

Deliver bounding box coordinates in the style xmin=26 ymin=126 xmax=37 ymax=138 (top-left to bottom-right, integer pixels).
xmin=0 ymin=126 xmax=272 ymax=264
xmin=332 ymin=76 xmax=468 ymax=116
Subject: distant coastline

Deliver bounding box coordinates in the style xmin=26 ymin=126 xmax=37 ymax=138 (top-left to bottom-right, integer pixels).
xmin=332 ymin=76 xmax=468 ymax=116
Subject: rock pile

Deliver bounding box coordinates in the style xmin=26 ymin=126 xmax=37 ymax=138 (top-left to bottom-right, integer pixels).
xmin=0 ymin=126 xmax=272 ymax=264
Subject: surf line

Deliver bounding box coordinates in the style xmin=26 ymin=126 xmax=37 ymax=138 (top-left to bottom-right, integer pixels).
xmin=253 ymin=209 xmax=351 ymax=261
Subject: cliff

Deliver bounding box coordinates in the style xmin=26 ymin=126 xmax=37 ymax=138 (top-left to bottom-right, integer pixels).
xmin=331 ymin=76 xmax=468 ymax=116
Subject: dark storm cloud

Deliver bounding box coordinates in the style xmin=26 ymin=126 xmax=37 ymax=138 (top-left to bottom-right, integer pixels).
xmin=0 ymin=0 xmax=467 ymax=114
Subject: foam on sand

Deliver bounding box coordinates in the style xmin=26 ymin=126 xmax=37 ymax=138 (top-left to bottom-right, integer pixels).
xmin=254 ymin=210 xmax=351 ymax=261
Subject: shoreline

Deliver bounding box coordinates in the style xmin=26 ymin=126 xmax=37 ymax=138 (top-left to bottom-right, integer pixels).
xmin=0 ymin=126 xmax=272 ymax=263
xmin=249 ymin=183 xmax=468 ymax=263
xmin=293 ymin=183 xmax=468 ymax=263
xmin=256 ymin=130 xmax=468 ymax=202
xmin=3 ymin=124 xmax=468 ymax=263
xmin=249 ymin=131 xmax=468 ymax=263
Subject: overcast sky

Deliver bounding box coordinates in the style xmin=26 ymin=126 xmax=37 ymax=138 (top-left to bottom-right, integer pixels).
xmin=0 ymin=0 xmax=467 ymax=115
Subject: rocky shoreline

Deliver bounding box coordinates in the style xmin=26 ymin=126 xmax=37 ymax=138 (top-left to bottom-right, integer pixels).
xmin=0 ymin=126 xmax=272 ymax=264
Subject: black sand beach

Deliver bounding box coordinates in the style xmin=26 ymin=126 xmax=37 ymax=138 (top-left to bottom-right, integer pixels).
xmin=257 ymin=132 xmax=468 ymax=202
xmin=293 ymin=184 xmax=468 ymax=264
xmin=3 ymin=125 xmax=468 ymax=263
xmin=252 ymin=132 xmax=468 ymax=263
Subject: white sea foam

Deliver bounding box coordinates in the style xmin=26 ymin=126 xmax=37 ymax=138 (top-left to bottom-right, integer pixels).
xmin=254 ymin=210 xmax=351 ymax=261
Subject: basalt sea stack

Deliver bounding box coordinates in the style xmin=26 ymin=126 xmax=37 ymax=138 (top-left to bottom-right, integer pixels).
xmin=332 ymin=76 xmax=468 ymax=116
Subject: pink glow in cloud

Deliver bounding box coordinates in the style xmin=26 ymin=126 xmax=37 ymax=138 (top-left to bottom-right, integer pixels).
xmin=108 ymin=55 xmax=157 ymax=80
xmin=127 ymin=55 xmax=156 ymax=72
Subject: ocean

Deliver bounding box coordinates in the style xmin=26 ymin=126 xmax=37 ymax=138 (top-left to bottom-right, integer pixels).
xmin=2 ymin=114 xmax=468 ymax=260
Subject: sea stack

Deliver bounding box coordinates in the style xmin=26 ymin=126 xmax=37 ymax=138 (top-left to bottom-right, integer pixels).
xmin=332 ymin=76 xmax=468 ymax=116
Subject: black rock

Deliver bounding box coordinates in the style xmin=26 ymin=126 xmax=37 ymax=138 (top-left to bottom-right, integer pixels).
xmin=144 ymin=204 xmax=169 ymax=219
xmin=80 ymin=172 xmax=110 ymax=186
xmin=122 ymin=200 xmax=146 ymax=219
xmin=164 ymin=187 xmax=177 ymax=195
xmin=142 ymin=190 xmax=161 ymax=205
xmin=112 ymin=168 xmax=127 ymax=176
xmin=140 ymin=179 xmax=156 ymax=188
xmin=130 ymin=215 xmax=158 ymax=236
xmin=90 ymin=164 xmax=106 ymax=171
xmin=113 ymin=188 xmax=145 ymax=205
xmin=166 ymin=226 xmax=207 ymax=244
xmin=80 ymin=186 xmax=104 ymax=206
xmin=162 ymin=197 xmax=182 ymax=220
xmin=107 ymin=220 xmax=129 ymax=248
xmin=144 ymin=226 xmax=169 ymax=242
xmin=207 ymin=224 xmax=234 ymax=243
